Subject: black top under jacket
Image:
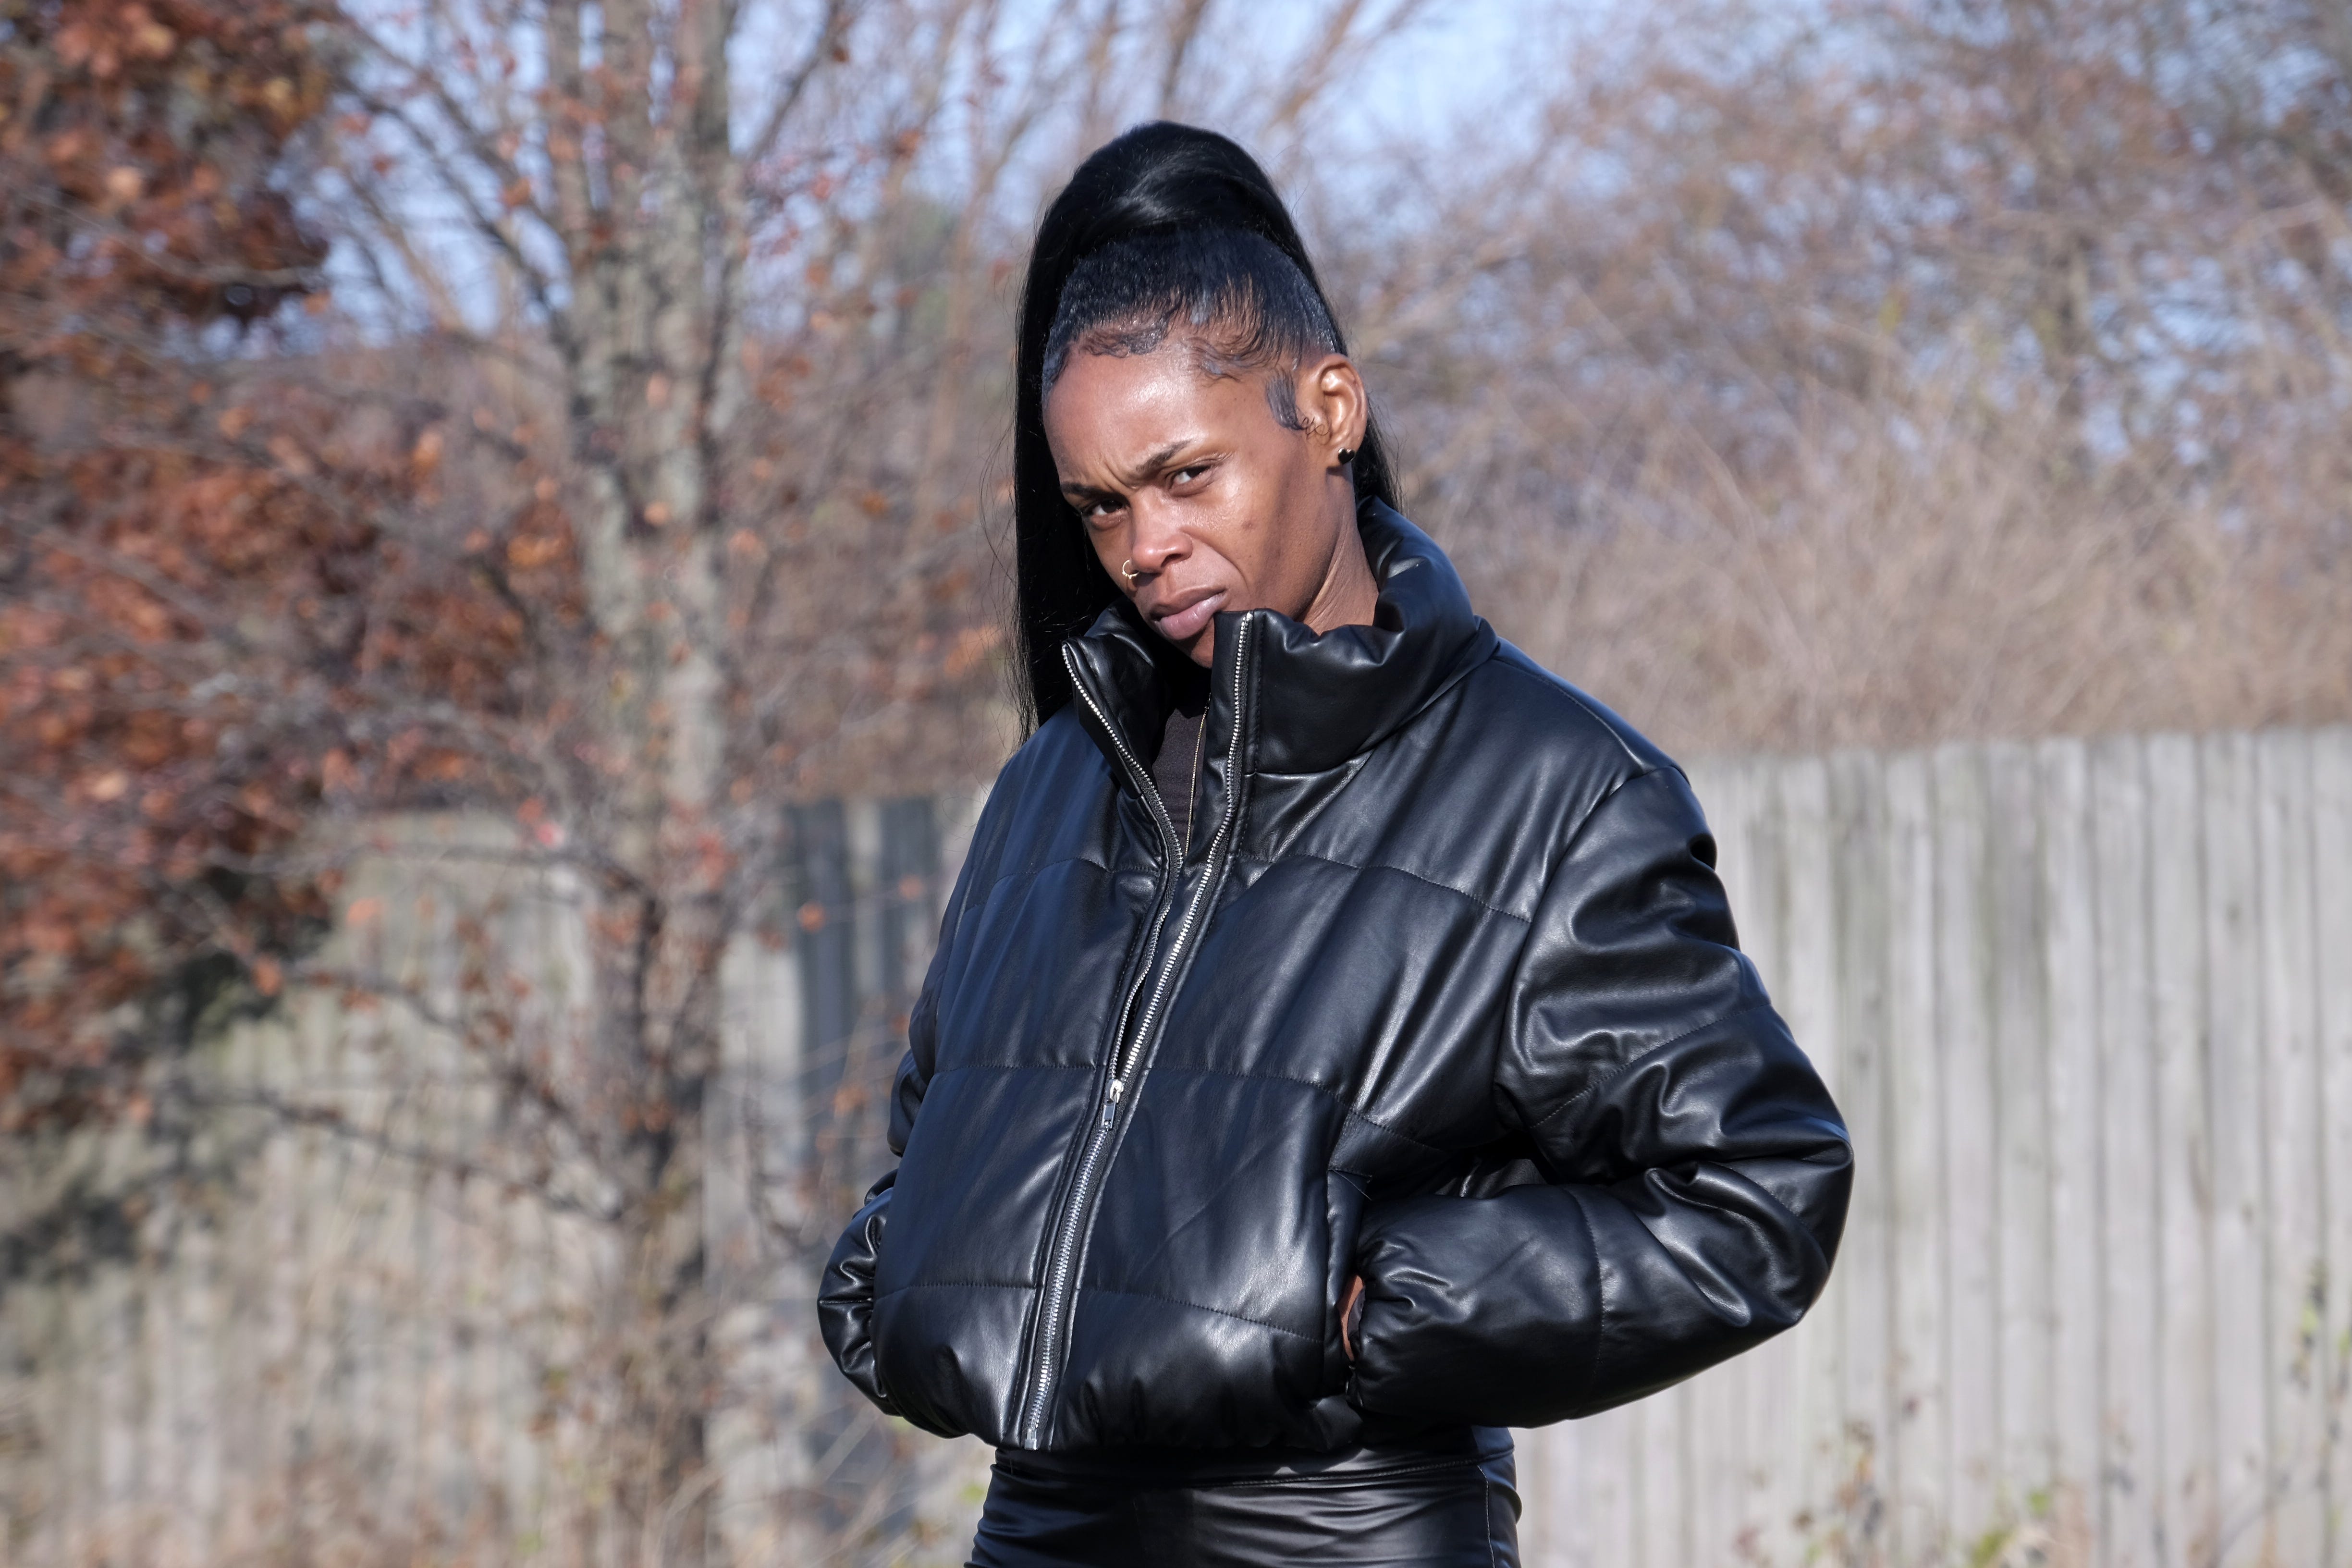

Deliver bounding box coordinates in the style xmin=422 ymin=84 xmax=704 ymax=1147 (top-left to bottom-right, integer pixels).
xmin=1147 ymin=657 xmax=1208 ymax=858
xmin=819 ymin=497 xmax=1854 ymax=1454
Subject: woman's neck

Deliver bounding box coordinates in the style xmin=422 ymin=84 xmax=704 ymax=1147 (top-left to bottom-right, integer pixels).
xmin=1298 ymin=501 xmax=1380 ymax=639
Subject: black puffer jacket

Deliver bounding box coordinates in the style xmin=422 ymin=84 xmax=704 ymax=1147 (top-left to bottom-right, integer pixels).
xmin=819 ymin=500 xmax=1852 ymax=1453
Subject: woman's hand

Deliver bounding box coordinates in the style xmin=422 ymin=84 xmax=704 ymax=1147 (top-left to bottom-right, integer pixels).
xmin=1339 ymin=1274 xmax=1365 ymax=1360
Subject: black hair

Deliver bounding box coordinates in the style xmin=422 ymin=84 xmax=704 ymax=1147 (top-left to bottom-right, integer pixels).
xmin=1012 ymin=121 xmax=1398 ymax=731
xmin=1042 ymin=228 xmax=1340 ymax=434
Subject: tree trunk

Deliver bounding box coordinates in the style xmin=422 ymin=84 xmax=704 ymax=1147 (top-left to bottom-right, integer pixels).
xmin=547 ymin=0 xmax=743 ymax=1554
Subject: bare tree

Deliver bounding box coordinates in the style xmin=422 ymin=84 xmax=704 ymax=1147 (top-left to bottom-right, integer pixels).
xmin=1326 ymin=0 xmax=2352 ymax=756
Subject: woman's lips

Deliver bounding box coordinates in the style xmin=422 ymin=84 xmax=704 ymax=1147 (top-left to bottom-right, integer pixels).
xmin=1151 ymin=589 xmax=1227 ymax=643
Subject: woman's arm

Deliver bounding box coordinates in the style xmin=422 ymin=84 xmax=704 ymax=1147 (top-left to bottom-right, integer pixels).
xmin=817 ymin=1046 xmax=930 ymax=1413
xmin=815 ymin=844 xmax=963 ymax=1413
xmin=1343 ymin=765 xmax=1853 ymax=1427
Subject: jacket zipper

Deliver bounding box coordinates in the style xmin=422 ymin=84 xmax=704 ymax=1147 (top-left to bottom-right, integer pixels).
xmin=1060 ymin=644 xmax=1185 ymax=1093
xmin=1019 ymin=619 xmax=1255 ymax=1447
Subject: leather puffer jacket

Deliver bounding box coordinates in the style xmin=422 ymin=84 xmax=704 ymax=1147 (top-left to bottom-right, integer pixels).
xmin=819 ymin=499 xmax=1852 ymax=1453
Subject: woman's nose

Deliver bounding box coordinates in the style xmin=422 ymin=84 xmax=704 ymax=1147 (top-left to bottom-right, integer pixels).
xmin=1128 ymin=501 xmax=1189 ymax=574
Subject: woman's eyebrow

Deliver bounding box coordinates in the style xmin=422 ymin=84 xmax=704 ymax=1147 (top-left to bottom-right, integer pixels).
xmin=1114 ymin=439 xmax=1200 ymax=488
xmin=1060 ymin=439 xmax=1205 ymax=503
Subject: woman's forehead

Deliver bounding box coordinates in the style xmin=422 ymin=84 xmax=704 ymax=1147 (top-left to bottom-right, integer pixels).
xmin=1043 ymin=343 xmax=1289 ymax=473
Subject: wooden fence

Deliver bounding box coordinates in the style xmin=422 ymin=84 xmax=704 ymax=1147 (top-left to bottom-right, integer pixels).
xmin=1518 ymin=728 xmax=2352 ymax=1568
xmin=2 ymin=728 xmax=2347 ymax=1567
xmin=0 ymin=802 xmax=993 ymax=1568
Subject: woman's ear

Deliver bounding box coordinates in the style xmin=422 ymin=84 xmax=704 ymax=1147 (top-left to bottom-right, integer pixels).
xmin=1299 ymin=353 xmax=1367 ymax=465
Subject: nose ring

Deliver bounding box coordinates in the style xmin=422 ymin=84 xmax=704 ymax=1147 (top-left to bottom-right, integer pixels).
xmin=1120 ymin=559 xmax=1139 ymax=584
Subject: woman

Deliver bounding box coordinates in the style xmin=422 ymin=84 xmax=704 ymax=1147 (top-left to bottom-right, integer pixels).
xmin=819 ymin=122 xmax=1852 ymax=1568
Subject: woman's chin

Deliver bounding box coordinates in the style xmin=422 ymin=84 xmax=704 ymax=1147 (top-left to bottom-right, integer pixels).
xmin=1159 ymin=626 xmax=1214 ymax=668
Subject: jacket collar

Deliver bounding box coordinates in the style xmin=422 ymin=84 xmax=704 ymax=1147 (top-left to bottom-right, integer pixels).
xmin=1063 ymin=498 xmax=1497 ymax=786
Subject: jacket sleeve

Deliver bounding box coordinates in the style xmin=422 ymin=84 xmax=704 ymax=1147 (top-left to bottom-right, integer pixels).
xmin=815 ymin=861 xmax=958 ymax=1415
xmin=1344 ymin=765 xmax=1853 ymax=1428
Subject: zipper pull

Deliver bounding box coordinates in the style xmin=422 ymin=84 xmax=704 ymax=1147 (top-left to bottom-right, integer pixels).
xmin=1101 ymin=1077 xmax=1125 ymax=1127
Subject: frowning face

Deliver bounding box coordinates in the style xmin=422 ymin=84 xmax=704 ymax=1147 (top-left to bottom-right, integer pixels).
xmin=1043 ymin=340 xmax=1368 ymax=667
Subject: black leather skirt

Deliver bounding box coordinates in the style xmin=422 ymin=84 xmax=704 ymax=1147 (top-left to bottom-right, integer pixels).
xmin=966 ymin=1425 xmax=1520 ymax=1568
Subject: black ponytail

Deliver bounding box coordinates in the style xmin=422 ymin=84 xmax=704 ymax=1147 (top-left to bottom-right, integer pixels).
xmin=1011 ymin=121 xmax=1397 ymax=731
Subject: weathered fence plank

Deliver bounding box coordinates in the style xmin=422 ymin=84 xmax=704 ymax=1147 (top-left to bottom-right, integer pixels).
xmin=2202 ymin=733 xmax=2273 ymax=1566
xmin=1886 ymin=747 xmax=1948 ymax=1561
xmin=1934 ymin=744 xmax=2000 ymax=1549
xmin=2042 ymin=736 xmax=2106 ymax=1554
xmin=1829 ymin=745 xmax=1898 ymax=1559
xmin=2256 ymin=730 xmax=2326 ymax=1567
xmin=2147 ymin=730 xmax=2218 ymax=1568
xmin=2316 ymin=727 xmax=2352 ymax=1568
xmin=2091 ymin=735 xmax=2160 ymax=1568
xmin=1990 ymin=740 xmax=2056 ymax=1520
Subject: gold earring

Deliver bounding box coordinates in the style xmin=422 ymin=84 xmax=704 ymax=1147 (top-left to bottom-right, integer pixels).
xmin=1120 ymin=559 xmax=1139 ymax=584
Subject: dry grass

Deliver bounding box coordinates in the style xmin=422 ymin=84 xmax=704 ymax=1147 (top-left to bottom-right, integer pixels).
xmin=1313 ymin=0 xmax=2352 ymax=761
xmin=1451 ymin=369 xmax=2352 ymax=759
